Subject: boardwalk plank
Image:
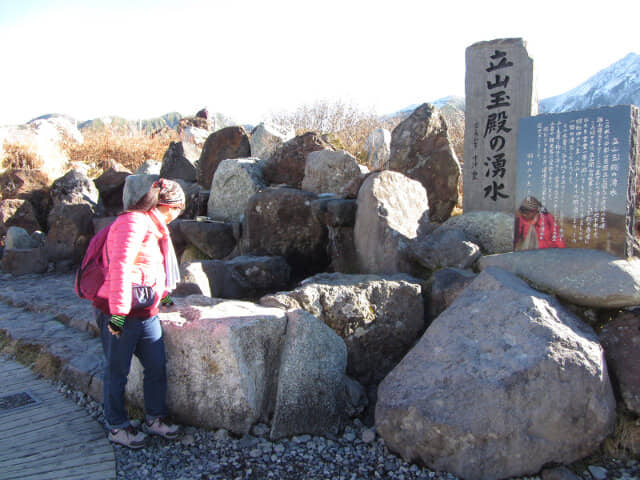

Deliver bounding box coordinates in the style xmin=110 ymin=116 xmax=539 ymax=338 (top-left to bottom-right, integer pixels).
xmin=0 ymin=357 xmax=114 ymax=480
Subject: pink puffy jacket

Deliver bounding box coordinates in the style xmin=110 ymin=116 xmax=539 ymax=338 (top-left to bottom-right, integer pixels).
xmin=95 ymin=208 xmax=169 ymax=317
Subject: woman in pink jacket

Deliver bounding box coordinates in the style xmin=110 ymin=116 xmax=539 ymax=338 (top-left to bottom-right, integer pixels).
xmin=93 ymin=179 xmax=184 ymax=449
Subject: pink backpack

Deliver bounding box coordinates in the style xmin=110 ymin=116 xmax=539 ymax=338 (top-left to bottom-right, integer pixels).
xmin=74 ymin=224 xmax=111 ymax=300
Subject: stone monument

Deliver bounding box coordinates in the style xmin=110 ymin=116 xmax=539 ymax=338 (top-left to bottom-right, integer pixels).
xmin=463 ymin=38 xmax=537 ymax=213
xmin=514 ymin=105 xmax=640 ymax=257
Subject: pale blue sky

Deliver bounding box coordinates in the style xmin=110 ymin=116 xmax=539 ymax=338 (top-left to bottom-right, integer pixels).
xmin=0 ymin=0 xmax=638 ymax=126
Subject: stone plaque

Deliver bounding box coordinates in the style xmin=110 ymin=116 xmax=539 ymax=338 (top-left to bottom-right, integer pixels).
xmin=463 ymin=38 xmax=537 ymax=213
xmin=514 ymin=105 xmax=640 ymax=257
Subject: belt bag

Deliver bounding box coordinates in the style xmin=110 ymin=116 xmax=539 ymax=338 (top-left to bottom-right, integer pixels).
xmin=132 ymin=285 xmax=156 ymax=309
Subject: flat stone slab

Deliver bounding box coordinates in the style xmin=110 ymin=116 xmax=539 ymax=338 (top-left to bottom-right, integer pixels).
xmin=478 ymin=248 xmax=640 ymax=308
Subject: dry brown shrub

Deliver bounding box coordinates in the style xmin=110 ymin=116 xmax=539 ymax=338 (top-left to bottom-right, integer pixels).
xmin=1 ymin=141 xmax=43 ymax=170
xmin=268 ymin=100 xmax=402 ymax=163
xmin=62 ymin=128 xmax=177 ymax=177
xmin=268 ymin=100 xmax=464 ymax=166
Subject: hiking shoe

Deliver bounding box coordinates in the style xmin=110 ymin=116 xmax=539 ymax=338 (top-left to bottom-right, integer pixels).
xmin=108 ymin=424 xmax=147 ymax=449
xmin=143 ymin=416 xmax=180 ymax=439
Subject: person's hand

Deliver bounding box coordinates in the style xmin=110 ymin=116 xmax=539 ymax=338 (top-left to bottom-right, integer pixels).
xmin=161 ymin=295 xmax=174 ymax=307
xmin=109 ymin=314 xmax=126 ymax=337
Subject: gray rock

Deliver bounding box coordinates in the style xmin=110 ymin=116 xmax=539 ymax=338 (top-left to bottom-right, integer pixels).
xmin=5 ymin=226 xmax=38 ymax=249
xmin=93 ymin=161 xmax=131 ymax=214
xmin=0 ymin=247 xmax=48 ymax=275
xmin=437 ymin=211 xmax=514 ymax=254
xmin=365 ymin=128 xmax=391 ymax=170
xmin=122 ymin=174 xmax=159 ymax=210
xmin=408 ymin=228 xmax=481 ymax=272
xmin=375 ymin=267 xmax=616 ymax=480
xmin=260 ymin=272 xmax=424 ymax=385
xmin=178 ymin=219 xmax=236 ymax=259
xmin=427 ymin=267 xmax=477 ymax=319
xmin=242 ymin=187 xmax=328 ymax=279
xmin=0 ymin=198 xmax=41 ymax=237
xmin=389 ymin=103 xmax=461 ymax=222
xmin=588 ymin=466 xmax=608 ymax=480
xmin=600 ymin=310 xmax=640 ymax=414
xmin=45 ymin=175 xmax=99 ymax=264
xmin=127 ymin=299 xmax=288 ymax=435
xmin=207 ymin=158 xmax=265 ymax=222
xmin=179 ymin=256 xmax=291 ymax=300
xmin=160 ymin=141 xmax=199 ymax=182
xmin=302 ymin=150 xmax=363 ymax=195
xmin=311 ymin=197 xmax=357 ymax=228
xmin=354 ymin=171 xmax=428 ymax=275
xmin=478 ymin=248 xmax=640 ymax=308
xmin=249 ymin=123 xmax=294 ymax=161
xmin=270 ymin=309 xmax=347 ymax=439
xmin=262 ymin=132 xmax=334 ymax=188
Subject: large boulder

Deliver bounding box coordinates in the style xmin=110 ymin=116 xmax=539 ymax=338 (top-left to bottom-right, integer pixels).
xmin=160 ymin=141 xmax=199 ymax=182
xmin=242 ymin=187 xmax=328 ymax=279
xmin=407 ymin=228 xmax=481 ymax=274
xmin=478 ymin=248 xmax=640 ymax=308
xmin=353 ymin=171 xmax=428 ymax=275
xmin=178 ymin=219 xmax=236 ymax=259
xmin=0 ymin=117 xmax=80 ymax=181
xmin=600 ymin=310 xmax=640 ymax=415
xmin=127 ymin=299 xmax=287 ymax=434
xmin=126 ymin=298 xmax=351 ymax=439
xmin=388 ymin=103 xmax=461 ymax=223
xmin=197 ymin=126 xmax=251 ymax=189
xmin=365 ymin=128 xmax=391 ymax=170
xmin=249 ymin=123 xmax=294 ymax=161
xmin=270 ymin=309 xmax=348 ymax=439
xmin=437 ymin=211 xmax=514 ymax=254
xmin=0 ymin=198 xmax=41 ymax=238
xmin=122 ymin=174 xmax=159 ymax=210
xmin=5 ymin=226 xmax=39 ymax=249
xmin=93 ymin=160 xmax=131 ymax=214
xmin=45 ymin=170 xmax=101 ymax=263
xmin=0 ymin=246 xmax=48 ymax=275
xmin=0 ymin=169 xmax=51 ymax=227
xmin=207 ymin=158 xmax=265 ymax=222
xmin=176 ymin=256 xmax=291 ymax=299
xmin=301 ymin=150 xmax=363 ymax=194
xmin=262 ymin=132 xmax=334 ymax=188
xmin=376 ymin=267 xmax=616 ymax=480
xmin=260 ymin=272 xmax=424 ymax=385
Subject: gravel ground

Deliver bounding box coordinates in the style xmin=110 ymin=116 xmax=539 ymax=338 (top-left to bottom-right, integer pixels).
xmin=56 ymin=383 xmax=640 ymax=480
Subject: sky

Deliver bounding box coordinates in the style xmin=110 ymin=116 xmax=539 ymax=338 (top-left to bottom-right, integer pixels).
xmin=0 ymin=0 xmax=638 ymax=126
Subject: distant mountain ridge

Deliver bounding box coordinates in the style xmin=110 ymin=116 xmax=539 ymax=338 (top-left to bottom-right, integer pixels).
xmin=539 ymin=53 xmax=640 ymax=113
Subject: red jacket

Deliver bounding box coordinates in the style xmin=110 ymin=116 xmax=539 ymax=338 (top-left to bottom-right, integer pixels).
xmin=95 ymin=208 xmax=169 ymax=317
xmin=515 ymin=212 xmax=566 ymax=249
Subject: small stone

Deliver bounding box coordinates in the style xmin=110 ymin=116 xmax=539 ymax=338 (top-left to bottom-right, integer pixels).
xmin=362 ymin=428 xmax=376 ymax=444
xmin=292 ymin=434 xmax=311 ymax=444
xmin=249 ymin=448 xmax=261 ymax=458
xmin=588 ymin=466 xmax=608 ymax=480
xmin=214 ymin=429 xmax=229 ymax=441
xmin=181 ymin=434 xmax=195 ymax=446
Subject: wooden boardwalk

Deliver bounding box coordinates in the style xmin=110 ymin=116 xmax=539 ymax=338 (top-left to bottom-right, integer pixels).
xmin=0 ymin=357 xmax=115 ymax=480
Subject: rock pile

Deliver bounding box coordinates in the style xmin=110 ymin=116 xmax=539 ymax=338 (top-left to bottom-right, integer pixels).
xmin=1 ymin=103 xmax=639 ymax=479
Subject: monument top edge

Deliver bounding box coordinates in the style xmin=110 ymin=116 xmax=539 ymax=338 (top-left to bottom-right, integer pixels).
xmin=467 ymin=38 xmax=526 ymax=49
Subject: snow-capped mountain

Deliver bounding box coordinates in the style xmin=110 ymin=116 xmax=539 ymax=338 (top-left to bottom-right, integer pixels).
xmin=539 ymin=53 xmax=640 ymax=113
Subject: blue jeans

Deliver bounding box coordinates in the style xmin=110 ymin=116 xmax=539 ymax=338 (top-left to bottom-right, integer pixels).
xmin=95 ymin=308 xmax=168 ymax=429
